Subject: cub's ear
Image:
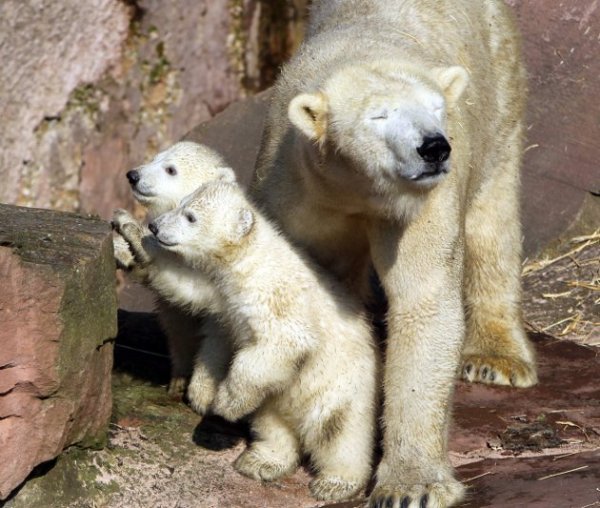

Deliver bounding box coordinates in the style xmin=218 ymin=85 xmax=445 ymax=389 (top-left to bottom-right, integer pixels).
xmin=234 ymin=208 xmax=255 ymax=241
xmin=432 ymin=66 xmax=469 ymax=107
xmin=288 ymin=92 xmax=328 ymax=143
xmin=216 ymin=167 xmax=236 ymax=183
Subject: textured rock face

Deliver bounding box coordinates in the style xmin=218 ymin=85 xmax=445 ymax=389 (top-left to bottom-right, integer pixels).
xmin=0 ymin=0 xmax=306 ymax=220
xmin=507 ymin=0 xmax=600 ymax=254
xmin=0 ymin=0 xmax=130 ymax=210
xmin=0 ymin=204 xmax=118 ymax=501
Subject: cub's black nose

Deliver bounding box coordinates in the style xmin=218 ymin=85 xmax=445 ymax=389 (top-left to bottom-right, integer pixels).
xmin=126 ymin=170 xmax=140 ymax=185
xmin=148 ymin=222 xmax=158 ymax=235
xmin=417 ymin=135 xmax=451 ymax=163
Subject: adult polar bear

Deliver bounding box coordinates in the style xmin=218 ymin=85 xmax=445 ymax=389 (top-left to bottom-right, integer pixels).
xmin=252 ymin=0 xmax=537 ymax=506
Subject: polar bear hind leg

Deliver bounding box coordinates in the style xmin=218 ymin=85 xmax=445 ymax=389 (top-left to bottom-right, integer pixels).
xmin=234 ymin=404 xmax=300 ymax=482
xmin=461 ymin=125 xmax=537 ymax=388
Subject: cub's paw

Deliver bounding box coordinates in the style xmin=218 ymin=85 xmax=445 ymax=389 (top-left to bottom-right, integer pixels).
xmin=309 ymin=475 xmax=362 ymax=501
xmin=186 ymin=373 xmax=216 ymax=415
xmin=369 ymin=480 xmax=465 ymax=508
xmin=460 ymin=354 xmax=537 ymax=388
xmin=167 ymin=376 xmax=188 ymax=401
xmin=111 ymin=209 xmax=138 ymax=232
xmin=113 ymin=233 xmax=136 ymax=270
xmin=212 ymin=383 xmax=255 ymax=422
xmin=234 ymin=448 xmax=297 ymax=482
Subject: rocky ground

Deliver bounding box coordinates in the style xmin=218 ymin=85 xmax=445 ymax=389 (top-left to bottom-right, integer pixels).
xmin=3 ymin=230 xmax=598 ymax=508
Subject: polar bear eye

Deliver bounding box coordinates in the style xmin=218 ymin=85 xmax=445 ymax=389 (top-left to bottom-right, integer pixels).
xmin=185 ymin=212 xmax=196 ymax=223
xmin=165 ymin=166 xmax=177 ymax=176
xmin=370 ymin=113 xmax=388 ymax=121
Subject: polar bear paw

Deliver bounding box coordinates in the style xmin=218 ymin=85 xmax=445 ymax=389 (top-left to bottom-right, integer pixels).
xmin=111 ymin=209 xmax=152 ymax=265
xmin=460 ymin=354 xmax=537 ymax=388
xmin=234 ymin=448 xmax=298 ymax=482
xmin=369 ymin=479 xmax=465 ymax=508
xmin=113 ymin=233 xmax=136 ymax=270
xmin=167 ymin=376 xmax=188 ymax=400
xmin=309 ymin=475 xmax=362 ymax=501
xmin=186 ymin=371 xmax=216 ymax=416
xmin=212 ymin=382 xmax=255 ymax=422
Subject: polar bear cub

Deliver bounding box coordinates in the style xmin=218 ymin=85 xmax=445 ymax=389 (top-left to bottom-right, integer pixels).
xmin=113 ymin=141 xmax=235 ymax=397
xmin=149 ymin=181 xmax=379 ymax=501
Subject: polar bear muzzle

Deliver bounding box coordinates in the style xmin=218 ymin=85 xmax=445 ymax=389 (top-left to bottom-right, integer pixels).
xmin=416 ymin=134 xmax=451 ymax=163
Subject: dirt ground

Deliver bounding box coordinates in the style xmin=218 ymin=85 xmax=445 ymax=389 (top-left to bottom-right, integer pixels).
xmin=3 ymin=232 xmax=599 ymax=508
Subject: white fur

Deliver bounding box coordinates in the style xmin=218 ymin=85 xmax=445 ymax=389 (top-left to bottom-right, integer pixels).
xmin=153 ymin=181 xmax=379 ymax=502
xmin=253 ymin=1 xmax=537 ymax=506
xmin=113 ymin=141 xmax=234 ymax=396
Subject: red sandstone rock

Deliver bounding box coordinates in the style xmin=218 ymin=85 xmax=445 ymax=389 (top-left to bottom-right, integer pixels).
xmin=0 ymin=204 xmax=117 ymax=500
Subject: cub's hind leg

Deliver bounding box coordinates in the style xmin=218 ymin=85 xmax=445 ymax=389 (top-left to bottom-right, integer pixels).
xmin=234 ymin=403 xmax=300 ymax=482
xmin=307 ymin=403 xmax=375 ymax=501
xmin=156 ymin=298 xmax=205 ymax=399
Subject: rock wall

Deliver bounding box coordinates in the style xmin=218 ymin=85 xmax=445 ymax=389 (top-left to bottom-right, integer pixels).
xmin=507 ymin=0 xmax=600 ymax=254
xmin=0 ymin=204 xmax=117 ymax=500
xmin=0 ymin=0 xmax=307 ymax=218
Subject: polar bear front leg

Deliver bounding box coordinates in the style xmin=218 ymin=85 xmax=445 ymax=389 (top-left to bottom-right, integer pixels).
xmin=187 ymin=316 xmax=232 ymax=414
xmin=212 ymin=335 xmax=307 ymax=422
xmin=367 ymin=209 xmax=466 ymax=507
xmin=113 ymin=233 xmax=136 ymax=271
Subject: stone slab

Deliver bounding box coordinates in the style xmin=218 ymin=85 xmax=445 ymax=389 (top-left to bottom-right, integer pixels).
xmin=0 ymin=204 xmax=118 ymax=500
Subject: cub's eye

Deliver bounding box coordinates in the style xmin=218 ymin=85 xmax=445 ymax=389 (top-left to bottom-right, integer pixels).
xmin=165 ymin=166 xmax=177 ymax=176
xmin=185 ymin=212 xmax=196 ymax=223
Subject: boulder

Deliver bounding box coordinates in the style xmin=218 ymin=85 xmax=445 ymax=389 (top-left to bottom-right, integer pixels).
xmin=0 ymin=204 xmax=117 ymax=500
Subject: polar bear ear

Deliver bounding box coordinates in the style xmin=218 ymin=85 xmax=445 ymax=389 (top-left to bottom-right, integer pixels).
xmin=234 ymin=208 xmax=255 ymax=241
xmin=432 ymin=66 xmax=469 ymax=107
xmin=288 ymin=92 xmax=328 ymax=143
xmin=216 ymin=167 xmax=236 ymax=183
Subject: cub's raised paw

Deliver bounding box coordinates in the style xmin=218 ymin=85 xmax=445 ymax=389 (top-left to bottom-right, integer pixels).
xmin=113 ymin=233 xmax=136 ymax=270
xmin=309 ymin=475 xmax=361 ymax=501
xmin=369 ymin=480 xmax=465 ymax=508
xmin=111 ymin=208 xmax=137 ymax=232
xmin=167 ymin=376 xmax=188 ymax=400
xmin=460 ymin=354 xmax=537 ymax=388
xmin=234 ymin=448 xmax=297 ymax=482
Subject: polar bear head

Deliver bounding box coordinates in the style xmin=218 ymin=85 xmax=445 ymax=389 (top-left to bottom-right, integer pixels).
xmin=287 ymin=62 xmax=469 ymax=210
xmin=126 ymin=141 xmax=236 ymax=219
xmin=148 ymin=181 xmax=255 ymax=265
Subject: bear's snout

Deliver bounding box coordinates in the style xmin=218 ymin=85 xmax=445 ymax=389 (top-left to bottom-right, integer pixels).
xmin=416 ymin=134 xmax=451 ymax=163
xmin=148 ymin=222 xmax=159 ymax=235
xmin=126 ymin=170 xmax=140 ymax=186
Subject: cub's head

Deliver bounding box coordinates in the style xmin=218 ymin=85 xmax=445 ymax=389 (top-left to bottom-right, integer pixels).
xmin=288 ymin=63 xmax=468 ymax=202
xmin=126 ymin=141 xmax=236 ymax=218
xmin=149 ymin=181 xmax=255 ymax=264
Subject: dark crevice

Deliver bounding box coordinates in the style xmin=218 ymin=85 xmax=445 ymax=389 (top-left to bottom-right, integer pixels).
xmin=0 ymin=414 xmax=22 ymax=421
xmin=119 ymin=0 xmax=146 ymax=25
xmin=0 ymin=386 xmax=15 ymax=397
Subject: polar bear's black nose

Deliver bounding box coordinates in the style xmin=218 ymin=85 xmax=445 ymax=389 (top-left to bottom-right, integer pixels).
xmin=148 ymin=222 xmax=158 ymax=236
xmin=417 ymin=135 xmax=451 ymax=163
xmin=126 ymin=170 xmax=140 ymax=185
